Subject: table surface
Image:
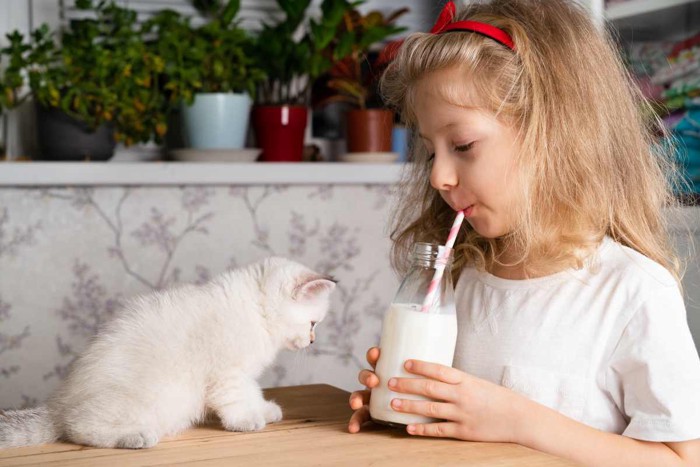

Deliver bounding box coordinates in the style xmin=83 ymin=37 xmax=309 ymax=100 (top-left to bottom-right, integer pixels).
xmin=0 ymin=384 xmax=575 ymax=466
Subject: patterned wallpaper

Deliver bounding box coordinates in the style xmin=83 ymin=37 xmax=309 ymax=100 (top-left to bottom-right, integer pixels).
xmin=0 ymin=185 xmax=398 ymax=410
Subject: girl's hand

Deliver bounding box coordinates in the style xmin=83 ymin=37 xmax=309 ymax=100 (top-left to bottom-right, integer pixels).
xmin=389 ymin=359 xmax=526 ymax=443
xmin=348 ymin=347 xmax=380 ymax=434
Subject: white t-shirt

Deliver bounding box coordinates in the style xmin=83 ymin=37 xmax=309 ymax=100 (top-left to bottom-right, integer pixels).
xmin=453 ymin=236 xmax=700 ymax=442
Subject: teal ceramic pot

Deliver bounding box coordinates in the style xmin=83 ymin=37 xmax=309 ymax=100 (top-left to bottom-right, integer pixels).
xmin=181 ymin=92 xmax=252 ymax=149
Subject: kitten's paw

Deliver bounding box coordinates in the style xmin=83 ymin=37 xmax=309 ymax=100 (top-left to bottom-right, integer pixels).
xmin=115 ymin=431 xmax=159 ymax=449
xmin=264 ymin=401 xmax=283 ymax=423
xmin=221 ymin=409 xmax=267 ymax=432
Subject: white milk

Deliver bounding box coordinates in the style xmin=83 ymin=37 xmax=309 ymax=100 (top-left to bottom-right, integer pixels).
xmin=369 ymin=303 xmax=458 ymax=426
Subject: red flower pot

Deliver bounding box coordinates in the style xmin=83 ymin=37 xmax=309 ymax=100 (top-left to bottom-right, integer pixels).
xmin=252 ymin=105 xmax=308 ymax=162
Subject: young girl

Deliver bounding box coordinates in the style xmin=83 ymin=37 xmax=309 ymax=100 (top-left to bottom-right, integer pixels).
xmin=348 ymin=1 xmax=700 ymax=465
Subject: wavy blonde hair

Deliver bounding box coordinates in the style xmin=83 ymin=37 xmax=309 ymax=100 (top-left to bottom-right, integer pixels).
xmin=381 ymin=0 xmax=684 ymax=283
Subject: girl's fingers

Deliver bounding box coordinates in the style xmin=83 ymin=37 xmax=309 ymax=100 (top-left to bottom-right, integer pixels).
xmin=348 ymin=405 xmax=371 ymax=434
xmin=367 ymin=347 xmax=380 ymax=369
xmin=406 ymin=421 xmax=459 ymax=438
xmin=404 ymin=360 xmax=463 ymax=385
xmin=358 ymin=369 xmax=379 ymax=388
xmin=349 ymin=389 xmax=370 ymax=410
xmin=389 ymin=376 xmax=455 ymax=402
xmin=391 ymin=398 xmax=458 ymax=421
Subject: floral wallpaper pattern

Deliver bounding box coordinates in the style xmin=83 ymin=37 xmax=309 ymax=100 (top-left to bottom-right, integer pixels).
xmin=0 ymin=185 xmax=397 ymax=410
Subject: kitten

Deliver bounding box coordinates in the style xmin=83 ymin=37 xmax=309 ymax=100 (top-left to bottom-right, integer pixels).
xmin=0 ymin=257 xmax=335 ymax=449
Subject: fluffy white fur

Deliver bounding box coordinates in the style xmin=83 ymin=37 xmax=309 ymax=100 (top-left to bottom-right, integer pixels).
xmin=0 ymin=257 xmax=335 ymax=449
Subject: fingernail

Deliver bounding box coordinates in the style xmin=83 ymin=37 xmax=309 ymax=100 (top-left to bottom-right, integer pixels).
xmin=388 ymin=378 xmax=397 ymax=388
xmin=405 ymin=360 xmax=413 ymax=370
xmin=407 ymin=425 xmax=416 ymax=434
xmin=391 ymin=399 xmax=402 ymax=408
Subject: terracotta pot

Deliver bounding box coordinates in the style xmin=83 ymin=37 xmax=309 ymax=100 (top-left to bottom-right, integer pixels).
xmin=346 ymin=108 xmax=394 ymax=153
xmin=252 ymin=105 xmax=308 ymax=162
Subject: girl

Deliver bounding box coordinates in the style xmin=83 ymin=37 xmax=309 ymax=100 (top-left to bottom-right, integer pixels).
xmin=348 ymin=1 xmax=700 ymax=465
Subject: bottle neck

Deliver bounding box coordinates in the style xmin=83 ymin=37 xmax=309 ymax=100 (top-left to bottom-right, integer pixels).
xmin=410 ymin=242 xmax=454 ymax=270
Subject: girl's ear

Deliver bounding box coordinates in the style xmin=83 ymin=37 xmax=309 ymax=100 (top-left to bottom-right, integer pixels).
xmin=294 ymin=277 xmax=337 ymax=301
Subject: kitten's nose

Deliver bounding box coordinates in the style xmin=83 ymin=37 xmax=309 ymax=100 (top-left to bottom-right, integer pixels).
xmin=310 ymin=332 xmax=315 ymax=344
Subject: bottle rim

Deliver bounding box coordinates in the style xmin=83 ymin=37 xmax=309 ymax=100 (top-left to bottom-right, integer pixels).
xmin=411 ymin=242 xmax=454 ymax=265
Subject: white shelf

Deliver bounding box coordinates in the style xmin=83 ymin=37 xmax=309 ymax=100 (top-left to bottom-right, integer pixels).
xmin=0 ymin=162 xmax=405 ymax=186
xmin=606 ymin=0 xmax=698 ymax=20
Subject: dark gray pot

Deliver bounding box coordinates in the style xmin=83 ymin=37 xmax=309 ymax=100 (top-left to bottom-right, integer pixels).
xmin=36 ymin=105 xmax=116 ymax=161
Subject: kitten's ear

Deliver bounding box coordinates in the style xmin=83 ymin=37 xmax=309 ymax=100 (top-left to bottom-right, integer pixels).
xmin=295 ymin=276 xmax=337 ymax=301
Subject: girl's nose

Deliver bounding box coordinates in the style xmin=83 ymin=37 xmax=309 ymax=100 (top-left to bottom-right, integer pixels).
xmin=429 ymin=152 xmax=459 ymax=191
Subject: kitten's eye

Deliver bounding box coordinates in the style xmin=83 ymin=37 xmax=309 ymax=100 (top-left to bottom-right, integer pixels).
xmin=311 ymin=321 xmax=317 ymax=331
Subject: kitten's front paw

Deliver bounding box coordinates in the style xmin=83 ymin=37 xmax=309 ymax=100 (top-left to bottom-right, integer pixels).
xmin=221 ymin=408 xmax=267 ymax=432
xmin=264 ymin=401 xmax=283 ymax=423
xmin=115 ymin=431 xmax=159 ymax=449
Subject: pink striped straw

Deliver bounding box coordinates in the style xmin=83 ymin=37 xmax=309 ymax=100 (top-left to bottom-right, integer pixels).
xmin=420 ymin=210 xmax=465 ymax=313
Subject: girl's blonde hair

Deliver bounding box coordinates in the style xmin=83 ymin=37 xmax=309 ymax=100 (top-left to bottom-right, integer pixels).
xmin=381 ymin=0 xmax=684 ymax=282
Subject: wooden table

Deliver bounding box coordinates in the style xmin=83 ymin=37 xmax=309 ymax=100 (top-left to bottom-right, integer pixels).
xmin=0 ymin=384 xmax=574 ymax=466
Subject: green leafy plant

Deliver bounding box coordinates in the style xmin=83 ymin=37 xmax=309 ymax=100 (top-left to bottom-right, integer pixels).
xmin=3 ymin=0 xmax=170 ymax=145
xmin=319 ymin=4 xmax=408 ymax=109
xmin=254 ymin=0 xmax=355 ymax=105
xmin=0 ymin=26 xmax=53 ymax=114
xmin=145 ymin=0 xmax=265 ymax=109
xmin=0 ymin=31 xmax=27 ymax=113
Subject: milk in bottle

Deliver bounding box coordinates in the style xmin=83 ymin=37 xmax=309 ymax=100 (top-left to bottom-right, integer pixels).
xmin=369 ymin=243 xmax=458 ymax=426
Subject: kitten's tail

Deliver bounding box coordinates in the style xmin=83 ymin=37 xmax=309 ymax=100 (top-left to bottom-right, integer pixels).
xmin=0 ymin=406 xmax=60 ymax=448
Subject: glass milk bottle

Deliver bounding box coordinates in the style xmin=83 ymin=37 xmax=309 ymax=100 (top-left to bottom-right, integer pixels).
xmin=369 ymin=242 xmax=458 ymax=426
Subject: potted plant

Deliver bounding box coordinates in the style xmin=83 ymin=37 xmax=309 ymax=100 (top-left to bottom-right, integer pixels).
xmin=0 ymin=29 xmax=34 ymax=159
xmin=1 ymin=26 xmax=62 ymax=160
xmin=251 ymin=0 xmax=353 ymax=162
xmin=1 ymin=0 xmax=171 ymax=161
xmin=147 ymin=0 xmax=265 ymax=153
xmin=316 ymin=5 xmax=407 ymax=154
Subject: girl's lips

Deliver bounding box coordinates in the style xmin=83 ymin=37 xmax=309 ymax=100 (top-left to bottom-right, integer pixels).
xmin=463 ymin=204 xmax=475 ymax=217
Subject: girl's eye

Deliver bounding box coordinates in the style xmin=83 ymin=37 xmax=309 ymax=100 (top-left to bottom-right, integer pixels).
xmin=427 ymin=142 xmax=474 ymax=163
xmin=455 ymin=142 xmax=475 ymax=153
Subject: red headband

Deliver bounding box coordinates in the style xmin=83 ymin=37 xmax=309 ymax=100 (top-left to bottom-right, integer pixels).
xmin=431 ymin=1 xmax=515 ymax=51
xmin=376 ymin=1 xmax=515 ymax=67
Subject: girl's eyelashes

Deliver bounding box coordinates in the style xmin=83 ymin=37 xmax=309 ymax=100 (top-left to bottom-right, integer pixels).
xmin=455 ymin=141 xmax=475 ymax=153
xmin=426 ymin=142 xmax=474 ymax=162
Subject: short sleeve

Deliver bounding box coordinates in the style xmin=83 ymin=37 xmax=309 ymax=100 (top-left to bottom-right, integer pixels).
xmin=605 ymin=284 xmax=700 ymax=442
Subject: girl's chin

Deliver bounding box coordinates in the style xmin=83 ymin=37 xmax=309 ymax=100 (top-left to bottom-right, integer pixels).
xmin=467 ymin=219 xmax=509 ymax=239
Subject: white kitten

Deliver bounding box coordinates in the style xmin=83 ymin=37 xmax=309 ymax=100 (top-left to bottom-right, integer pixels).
xmin=0 ymin=257 xmax=335 ymax=449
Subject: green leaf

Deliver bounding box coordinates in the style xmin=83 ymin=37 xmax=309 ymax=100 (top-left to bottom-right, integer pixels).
xmin=333 ymin=31 xmax=355 ymax=61
xmin=75 ymin=0 xmax=93 ymax=10
xmin=320 ymin=0 xmax=352 ymax=28
xmin=278 ymin=0 xmax=311 ymax=27
xmin=220 ymin=0 xmax=240 ymax=25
